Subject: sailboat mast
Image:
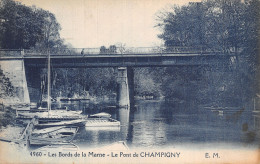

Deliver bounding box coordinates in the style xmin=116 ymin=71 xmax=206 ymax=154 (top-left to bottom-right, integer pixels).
xmin=47 ymin=49 xmax=51 ymax=115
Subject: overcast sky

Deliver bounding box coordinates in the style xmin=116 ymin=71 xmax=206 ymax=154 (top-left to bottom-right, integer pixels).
xmin=17 ymin=0 xmax=200 ymax=48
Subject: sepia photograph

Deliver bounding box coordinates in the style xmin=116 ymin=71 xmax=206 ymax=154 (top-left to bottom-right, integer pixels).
xmin=0 ymin=0 xmax=259 ymax=163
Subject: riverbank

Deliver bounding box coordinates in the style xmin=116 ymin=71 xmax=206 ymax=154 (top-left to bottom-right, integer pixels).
xmin=0 ymin=125 xmax=24 ymax=140
xmin=0 ymin=106 xmax=16 ymax=128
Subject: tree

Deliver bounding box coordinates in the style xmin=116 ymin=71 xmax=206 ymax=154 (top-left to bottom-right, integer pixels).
xmin=134 ymin=68 xmax=162 ymax=98
xmin=115 ymin=43 xmax=126 ymax=54
xmin=0 ymin=0 xmax=63 ymax=49
xmin=34 ymin=9 xmax=62 ymax=49
xmin=155 ymin=0 xmax=259 ymax=106
xmin=156 ymin=0 xmax=256 ymax=52
xmin=99 ymin=46 xmax=107 ymax=54
xmin=99 ymin=45 xmax=117 ymax=54
xmin=109 ymin=45 xmax=117 ymax=53
xmin=156 ymin=3 xmax=206 ymax=48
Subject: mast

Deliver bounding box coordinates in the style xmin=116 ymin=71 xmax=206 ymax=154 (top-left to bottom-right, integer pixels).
xmin=47 ymin=48 xmax=51 ymax=116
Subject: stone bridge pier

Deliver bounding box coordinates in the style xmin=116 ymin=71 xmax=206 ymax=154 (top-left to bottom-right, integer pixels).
xmin=117 ymin=67 xmax=134 ymax=108
xmin=0 ymin=60 xmax=30 ymax=105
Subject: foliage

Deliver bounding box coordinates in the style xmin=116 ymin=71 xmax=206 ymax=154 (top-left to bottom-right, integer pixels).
xmin=134 ymin=68 xmax=163 ymax=98
xmin=0 ymin=0 xmax=63 ymax=49
xmin=0 ymin=107 xmax=16 ymax=127
xmin=99 ymin=45 xmax=117 ymax=54
xmin=157 ymin=0 xmax=259 ymax=53
xmin=41 ymin=68 xmax=118 ymax=99
xmin=155 ymin=0 xmax=259 ymax=106
xmin=0 ymin=68 xmax=14 ymax=98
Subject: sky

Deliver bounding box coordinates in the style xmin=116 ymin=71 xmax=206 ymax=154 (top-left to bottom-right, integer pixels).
xmin=17 ymin=0 xmax=201 ymax=48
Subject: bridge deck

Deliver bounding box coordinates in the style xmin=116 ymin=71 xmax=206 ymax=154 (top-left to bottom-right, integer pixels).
xmin=0 ymin=48 xmax=236 ymax=67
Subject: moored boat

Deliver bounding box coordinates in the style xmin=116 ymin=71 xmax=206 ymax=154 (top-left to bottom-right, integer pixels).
xmin=29 ymin=126 xmax=78 ymax=146
xmin=90 ymin=112 xmax=111 ymax=118
xmin=17 ymin=110 xmax=83 ymax=119
xmin=60 ymin=98 xmax=90 ymax=101
xmin=35 ymin=118 xmax=88 ymax=128
xmin=85 ymin=118 xmax=120 ymax=127
xmin=32 ymin=126 xmax=66 ymax=135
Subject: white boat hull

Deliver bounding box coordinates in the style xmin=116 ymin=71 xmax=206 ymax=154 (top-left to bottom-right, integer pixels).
xmin=85 ymin=118 xmax=120 ymax=127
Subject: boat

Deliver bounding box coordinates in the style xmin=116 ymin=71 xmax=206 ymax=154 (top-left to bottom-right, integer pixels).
xmin=29 ymin=106 xmax=69 ymax=112
xmin=17 ymin=50 xmax=87 ymax=132
xmin=32 ymin=126 xmax=67 ymax=135
xmin=32 ymin=126 xmax=78 ymax=137
xmin=17 ymin=110 xmax=83 ymax=119
xmin=90 ymin=112 xmax=111 ymax=118
xmin=29 ymin=126 xmax=78 ymax=146
xmin=60 ymin=98 xmax=90 ymax=101
xmin=32 ymin=127 xmax=78 ymax=138
xmin=85 ymin=117 xmax=120 ymax=127
xmin=29 ymin=135 xmax=75 ymax=146
xmin=86 ymin=112 xmax=120 ymax=127
xmin=55 ymin=107 xmax=68 ymax=110
xmin=35 ymin=118 xmax=88 ymax=128
xmin=34 ymin=49 xmax=78 ymax=118
xmin=30 ymin=102 xmax=37 ymax=108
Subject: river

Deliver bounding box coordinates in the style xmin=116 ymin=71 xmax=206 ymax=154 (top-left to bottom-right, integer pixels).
xmin=50 ymin=100 xmax=259 ymax=149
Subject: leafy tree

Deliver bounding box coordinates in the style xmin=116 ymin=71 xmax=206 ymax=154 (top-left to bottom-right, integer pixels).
xmin=0 ymin=0 xmax=63 ymax=49
xmin=155 ymin=0 xmax=259 ymax=106
xmin=109 ymin=45 xmax=117 ymax=53
xmin=99 ymin=45 xmax=117 ymax=54
xmin=100 ymin=46 xmax=107 ymax=54
xmin=156 ymin=3 xmax=206 ymax=48
xmin=134 ymin=68 xmax=162 ymax=98
xmin=35 ymin=9 xmax=62 ymax=49
xmin=156 ymin=0 xmax=259 ymax=52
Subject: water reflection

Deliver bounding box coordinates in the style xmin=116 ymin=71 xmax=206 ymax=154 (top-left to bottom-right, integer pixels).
xmin=118 ymin=107 xmax=130 ymax=141
xmin=50 ymin=100 xmax=259 ymax=149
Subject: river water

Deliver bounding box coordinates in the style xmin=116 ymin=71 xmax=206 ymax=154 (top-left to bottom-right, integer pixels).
xmin=50 ymin=100 xmax=260 ymax=149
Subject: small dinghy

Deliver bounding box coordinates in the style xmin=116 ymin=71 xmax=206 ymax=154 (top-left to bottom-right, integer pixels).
xmin=85 ymin=118 xmax=120 ymax=127
xmin=35 ymin=118 xmax=88 ymax=128
xmin=90 ymin=112 xmax=111 ymax=118
xmin=30 ymin=126 xmax=78 ymax=146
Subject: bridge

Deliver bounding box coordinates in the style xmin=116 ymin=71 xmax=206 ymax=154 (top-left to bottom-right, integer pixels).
xmin=0 ymin=47 xmax=235 ymax=67
xmin=0 ymin=47 xmax=237 ymax=108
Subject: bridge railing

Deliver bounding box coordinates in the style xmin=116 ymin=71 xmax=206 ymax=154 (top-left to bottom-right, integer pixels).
xmin=0 ymin=49 xmax=23 ymax=57
xmin=0 ymin=46 xmax=238 ymax=57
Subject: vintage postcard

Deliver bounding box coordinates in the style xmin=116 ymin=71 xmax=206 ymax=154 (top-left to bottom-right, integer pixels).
xmin=0 ymin=0 xmax=259 ymax=163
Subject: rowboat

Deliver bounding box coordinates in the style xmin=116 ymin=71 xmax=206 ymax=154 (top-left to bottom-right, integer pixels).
xmin=85 ymin=118 xmax=120 ymax=127
xmin=90 ymin=112 xmax=111 ymax=118
xmin=29 ymin=126 xmax=78 ymax=146
xmin=60 ymin=98 xmax=90 ymax=101
xmin=17 ymin=110 xmax=83 ymax=119
xmin=32 ymin=126 xmax=66 ymax=135
xmin=35 ymin=118 xmax=88 ymax=128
